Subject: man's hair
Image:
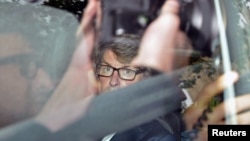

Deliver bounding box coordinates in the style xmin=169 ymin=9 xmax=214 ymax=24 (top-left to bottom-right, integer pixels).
xmin=94 ymin=34 xmax=152 ymax=77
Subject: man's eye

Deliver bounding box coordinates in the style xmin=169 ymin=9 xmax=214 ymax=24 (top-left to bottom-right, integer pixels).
xmin=101 ymin=66 xmax=112 ymax=72
xmin=122 ymin=69 xmax=134 ymax=75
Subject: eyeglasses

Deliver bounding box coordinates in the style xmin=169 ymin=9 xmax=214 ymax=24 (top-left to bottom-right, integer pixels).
xmin=97 ymin=64 xmax=146 ymax=81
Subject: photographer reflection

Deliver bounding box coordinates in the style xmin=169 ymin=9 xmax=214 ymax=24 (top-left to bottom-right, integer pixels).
xmin=0 ymin=33 xmax=55 ymax=127
xmin=0 ymin=0 xmax=78 ymax=131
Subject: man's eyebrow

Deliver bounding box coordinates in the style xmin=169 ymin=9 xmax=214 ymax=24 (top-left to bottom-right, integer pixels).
xmin=100 ymin=60 xmax=139 ymax=70
xmin=117 ymin=66 xmax=141 ymax=71
xmin=99 ymin=61 xmax=109 ymax=66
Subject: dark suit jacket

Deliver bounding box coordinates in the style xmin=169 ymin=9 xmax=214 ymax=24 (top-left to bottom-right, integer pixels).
xmin=110 ymin=112 xmax=183 ymax=141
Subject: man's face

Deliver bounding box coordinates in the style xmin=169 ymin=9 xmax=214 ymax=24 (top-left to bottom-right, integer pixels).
xmin=97 ymin=49 xmax=145 ymax=93
xmin=0 ymin=34 xmax=54 ymax=127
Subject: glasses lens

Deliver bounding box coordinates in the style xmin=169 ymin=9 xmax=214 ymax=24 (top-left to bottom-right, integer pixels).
xmin=98 ymin=65 xmax=113 ymax=76
xmin=119 ymin=68 xmax=136 ymax=80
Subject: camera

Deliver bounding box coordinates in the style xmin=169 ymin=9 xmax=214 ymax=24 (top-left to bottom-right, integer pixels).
xmin=100 ymin=0 xmax=165 ymax=41
xmin=100 ymin=0 xmax=218 ymax=57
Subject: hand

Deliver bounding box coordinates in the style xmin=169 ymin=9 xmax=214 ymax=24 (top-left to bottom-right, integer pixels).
xmin=132 ymin=0 xmax=192 ymax=73
xmin=182 ymin=71 xmax=250 ymax=141
xmin=195 ymin=92 xmax=250 ymax=141
xmin=36 ymin=0 xmax=101 ymax=132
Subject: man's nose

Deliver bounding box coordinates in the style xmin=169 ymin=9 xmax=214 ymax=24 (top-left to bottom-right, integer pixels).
xmin=109 ymin=70 xmax=120 ymax=87
xmin=32 ymin=68 xmax=55 ymax=91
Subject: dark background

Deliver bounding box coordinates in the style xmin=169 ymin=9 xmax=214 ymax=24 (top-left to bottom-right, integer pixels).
xmin=43 ymin=0 xmax=88 ymax=21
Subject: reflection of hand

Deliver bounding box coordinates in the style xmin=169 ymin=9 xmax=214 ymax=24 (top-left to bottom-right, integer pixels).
xmin=132 ymin=0 xmax=192 ymax=73
xmin=36 ymin=0 xmax=101 ymax=132
xmin=196 ymin=92 xmax=250 ymax=141
xmin=77 ymin=0 xmax=102 ymax=50
xmin=183 ymin=71 xmax=245 ymax=141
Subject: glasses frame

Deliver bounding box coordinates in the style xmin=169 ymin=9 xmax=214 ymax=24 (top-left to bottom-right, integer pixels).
xmin=97 ymin=64 xmax=146 ymax=81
